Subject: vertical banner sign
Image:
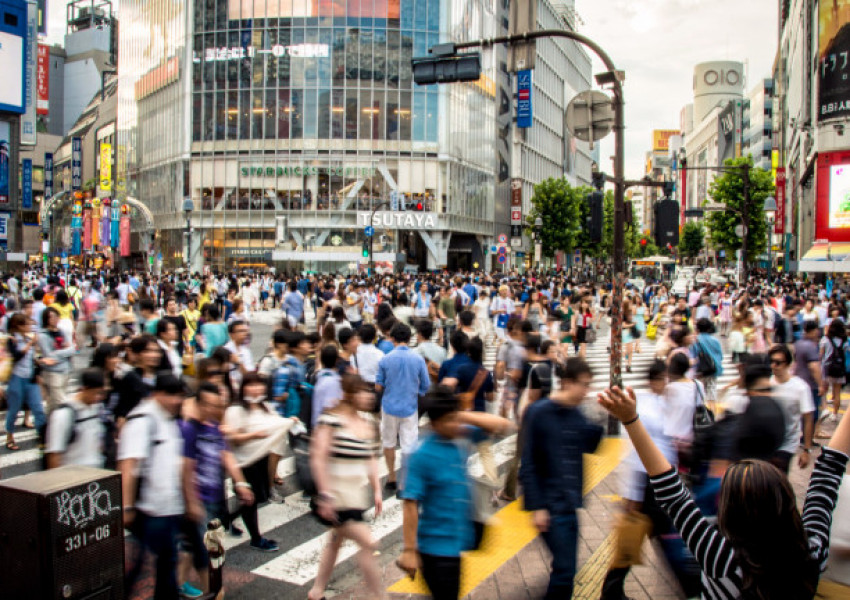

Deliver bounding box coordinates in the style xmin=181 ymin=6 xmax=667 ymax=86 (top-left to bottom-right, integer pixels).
xmin=21 ymin=159 xmax=32 ymax=209
xmin=101 ymin=198 xmax=111 ymax=248
xmin=120 ymin=206 xmax=131 ymax=257
xmin=819 ymin=0 xmax=850 ymax=121
xmin=71 ymin=201 xmax=82 ymax=255
xmin=71 ymin=137 xmax=82 ymax=190
xmin=111 ymin=203 xmax=120 ymax=249
xmin=36 ymin=0 xmax=46 ymax=35
xmin=0 ymin=121 xmax=9 ymax=204
xmin=36 ymin=44 xmax=48 ymax=115
xmin=91 ymin=198 xmax=101 ymax=247
xmin=20 ymin=0 xmax=37 ymax=145
xmin=83 ymin=201 xmax=92 ymax=250
xmin=0 ymin=212 xmax=8 ymax=248
xmin=99 ymin=142 xmax=111 ymax=191
xmin=516 ymin=70 xmax=532 ymax=128
xmin=43 ymin=152 xmax=53 ymax=201
xmin=510 ymin=178 xmax=523 ymax=247
xmin=717 ymin=101 xmax=736 ymax=164
xmin=775 ymin=168 xmax=786 ymax=235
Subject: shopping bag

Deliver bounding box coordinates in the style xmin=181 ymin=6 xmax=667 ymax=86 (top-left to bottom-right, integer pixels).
xmin=610 ymin=511 xmax=652 ymax=568
xmin=646 ymin=322 xmax=658 ymax=340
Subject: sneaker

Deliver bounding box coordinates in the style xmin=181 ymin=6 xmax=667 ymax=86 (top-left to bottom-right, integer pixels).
xmin=269 ymin=488 xmax=285 ymax=503
xmin=179 ymin=582 xmax=203 ymax=599
xmin=228 ymin=523 xmax=244 ymax=537
xmin=250 ymin=538 xmax=280 ymax=552
xmin=828 ymin=413 xmax=839 ymax=423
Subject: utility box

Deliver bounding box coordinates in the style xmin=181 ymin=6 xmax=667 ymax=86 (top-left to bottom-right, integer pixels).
xmin=0 ymin=466 xmax=124 ymax=599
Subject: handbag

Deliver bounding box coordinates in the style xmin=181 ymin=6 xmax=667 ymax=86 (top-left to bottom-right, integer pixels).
xmin=291 ymin=433 xmax=316 ymax=496
xmin=646 ymin=322 xmax=658 ymax=340
xmin=585 ymin=327 xmax=597 ymax=344
xmin=610 ymin=511 xmax=652 ymax=568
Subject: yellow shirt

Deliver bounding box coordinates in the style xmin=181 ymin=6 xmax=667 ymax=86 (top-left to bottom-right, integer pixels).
xmin=199 ymin=291 xmax=212 ymax=310
xmin=54 ymin=303 xmax=75 ymax=321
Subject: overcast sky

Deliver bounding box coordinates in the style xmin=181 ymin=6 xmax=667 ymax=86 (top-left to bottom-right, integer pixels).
xmin=575 ymin=0 xmax=779 ymax=178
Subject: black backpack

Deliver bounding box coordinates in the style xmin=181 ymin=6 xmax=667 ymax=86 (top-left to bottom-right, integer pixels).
xmin=826 ymin=338 xmax=846 ymax=378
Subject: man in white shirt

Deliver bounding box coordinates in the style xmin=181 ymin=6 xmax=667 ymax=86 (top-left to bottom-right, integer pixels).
xmin=224 ymin=321 xmax=255 ymax=390
xmin=344 ymin=284 xmax=364 ymax=329
xmin=769 ymin=344 xmax=816 ymax=473
xmin=119 ymin=373 xmax=196 ymax=600
xmin=354 ymin=324 xmax=386 ymax=385
xmin=45 ymin=368 xmax=106 ymax=469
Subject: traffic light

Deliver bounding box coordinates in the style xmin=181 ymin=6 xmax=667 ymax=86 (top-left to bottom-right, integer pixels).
xmin=362 ymin=240 xmax=369 ymax=258
xmin=654 ymin=199 xmax=680 ymax=247
xmin=414 ymin=201 xmax=424 ymax=211
xmin=591 ymin=170 xmax=605 ymax=191
xmin=412 ymin=53 xmax=482 ymax=85
xmin=640 ymin=238 xmax=648 ymax=247
xmin=587 ymin=191 xmax=603 ymax=243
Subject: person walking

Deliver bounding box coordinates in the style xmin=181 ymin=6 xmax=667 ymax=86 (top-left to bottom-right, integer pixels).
xmin=37 ymin=306 xmax=76 ymax=412
xmin=519 ymin=357 xmax=603 ymax=599
xmin=44 ymin=368 xmax=107 ymax=469
xmin=375 ymin=322 xmax=431 ymax=494
xmin=4 ymin=313 xmax=46 ymax=451
xmin=307 ymin=374 xmax=383 ymax=600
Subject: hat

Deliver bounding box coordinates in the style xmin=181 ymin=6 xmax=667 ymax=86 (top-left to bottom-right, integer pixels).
xmin=155 ymin=372 xmax=190 ymax=396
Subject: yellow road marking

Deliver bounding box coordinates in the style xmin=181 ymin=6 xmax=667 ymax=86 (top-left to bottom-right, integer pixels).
xmin=599 ymin=494 xmax=623 ymax=503
xmin=388 ymin=437 xmax=626 ymax=596
xmin=573 ymin=532 xmax=616 ymax=599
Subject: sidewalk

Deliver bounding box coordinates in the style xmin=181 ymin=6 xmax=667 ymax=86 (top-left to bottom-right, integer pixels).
xmin=328 ymin=420 xmax=850 ymax=600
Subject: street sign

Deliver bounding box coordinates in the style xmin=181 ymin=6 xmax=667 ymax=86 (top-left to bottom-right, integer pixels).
xmin=515 ymin=252 xmax=525 ymax=257
xmin=364 ymin=226 xmax=374 ymax=237
xmin=498 ymin=255 xmax=507 ymax=264
xmin=565 ymin=90 xmax=615 ymax=143
xmin=511 ymin=238 xmax=522 ymax=248
xmin=498 ymin=246 xmax=507 ymax=255
xmin=734 ymin=224 xmax=744 ymax=237
xmin=491 ymin=245 xmax=498 ymax=253
xmin=498 ymin=234 xmax=507 ymax=243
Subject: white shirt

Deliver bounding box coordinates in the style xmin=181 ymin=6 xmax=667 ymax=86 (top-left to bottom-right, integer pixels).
xmin=45 ymin=399 xmax=104 ymax=468
xmin=393 ymin=305 xmax=414 ymax=326
xmin=117 ymin=399 xmax=185 ymax=516
xmin=344 ymin=292 xmax=362 ymax=322
xmin=158 ymin=339 xmax=182 ymax=377
xmin=354 ymin=344 xmax=385 ymax=383
xmin=664 ymin=380 xmax=704 ymax=441
xmin=624 ymin=391 xmax=677 ymax=502
xmin=770 ymin=375 xmax=816 ymax=453
xmin=224 ymin=340 xmax=255 ymax=389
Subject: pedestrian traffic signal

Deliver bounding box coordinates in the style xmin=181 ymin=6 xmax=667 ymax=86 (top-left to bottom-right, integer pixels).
xmin=412 ymin=53 xmax=482 ymax=85
xmin=587 ymin=191 xmax=603 ymax=244
xmin=640 ymin=238 xmax=648 ymax=247
xmin=654 ymin=199 xmax=679 ymax=247
xmin=415 ymin=202 xmax=424 ymax=211
xmin=362 ymin=241 xmax=369 ymax=258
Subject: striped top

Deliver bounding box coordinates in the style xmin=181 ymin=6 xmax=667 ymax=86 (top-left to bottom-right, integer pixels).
xmin=649 ymin=448 xmax=848 ymax=599
xmin=317 ymin=412 xmax=380 ymax=510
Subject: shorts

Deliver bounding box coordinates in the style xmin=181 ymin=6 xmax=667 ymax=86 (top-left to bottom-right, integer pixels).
xmin=381 ymin=411 xmax=418 ymax=453
xmin=310 ymin=499 xmax=365 ymax=528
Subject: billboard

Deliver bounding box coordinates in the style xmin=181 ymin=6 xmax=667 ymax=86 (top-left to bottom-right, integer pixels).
xmin=516 ymin=70 xmax=532 ymax=128
xmin=652 ymin=130 xmax=678 ymax=153
xmin=229 ymin=0 xmax=400 ymax=20
xmin=99 ymin=142 xmax=111 ymax=192
xmin=0 ymin=121 xmax=8 ymax=204
xmin=71 ymin=137 xmax=82 ymax=190
xmin=817 ymin=151 xmax=850 ymax=241
xmin=819 ymin=0 xmax=850 ymax=121
xmin=36 ymin=43 xmax=48 ymax=115
xmin=775 ymin=167 xmax=786 ymax=235
xmin=0 ymin=31 xmax=24 ymax=114
xmin=20 ymin=0 xmax=38 ymax=145
xmin=21 ymin=158 xmax=32 ymax=209
xmin=0 ymin=212 xmax=8 ymax=247
xmin=717 ymin=101 xmax=737 ymax=164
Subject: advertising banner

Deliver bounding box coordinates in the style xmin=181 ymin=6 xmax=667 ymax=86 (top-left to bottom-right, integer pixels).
xmin=91 ymin=199 xmax=100 ymax=247
xmin=717 ymin=101 xmax=737 ymax=164
xmin=101 ymin=199 xmax=111 ymax=247
xmin=20 ymin=0 xmax=37 ymax=145
xmin=652 ymin=130 xmax=678 ymax=153
xmin=775 ymin=168 xmax=786 ymax=235
xmin=816 ymin=150 xmax=850 ymax=241
xmin=229 ymin=0 xmax=399 ymax=20
xmin=83 ymin=204 xmax=92 ymax=250
xmin=0 ymin=212 xmax=8 ymax=247
xmin=819 ymin=0 xmax=850 ymax=121
xmin=120 ymin=214 xmax=131 ymax=257
xmin=510 ymin=178 xmax=522 ymax=248
xmin=71 ymin=137 xmax=82 ymax=190
xmin=99 ymin=142 xmax=111 ymax=191
xmin=111 ymin=205 xmax=120 ymax=249
xmin=36 ymin=44 xmax=48 ymax=115
xmin=44 ymin=152 xmax=53 ymax=201
xmin=21 ymin=159 xmax=32 ymax=210
xmin=517 ymin=70 xmax=532 ymax=128
xmin=0 ymin=31 xmax=24 ymax=114
xmin=0 ymin=121 xmax=9 ymax=204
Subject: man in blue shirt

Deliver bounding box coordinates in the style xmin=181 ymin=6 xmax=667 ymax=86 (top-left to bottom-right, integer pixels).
xmin=520 ymin=357 xmax=603 ymax=600
xmin=437 ymin=331 xmax=472 ymax=385
xmin=282 ymin=281 xmax=304 ymax=329
xmin=376 ymin=322 xmax=431 ymax=492
xmin=398 ymin=386 xmax=513 ymax=599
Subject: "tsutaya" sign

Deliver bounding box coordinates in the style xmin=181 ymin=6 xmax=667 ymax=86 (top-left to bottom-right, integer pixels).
xmin=358 ymin=211 xmax=438 ymax=229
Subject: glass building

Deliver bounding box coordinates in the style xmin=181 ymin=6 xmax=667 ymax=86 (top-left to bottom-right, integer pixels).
xmin=117 ymin=0 xmax=516 ymax=272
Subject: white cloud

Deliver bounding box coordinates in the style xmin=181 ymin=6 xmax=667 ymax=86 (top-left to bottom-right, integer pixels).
xmin=576 ymin=0 xmax=778 ymax=177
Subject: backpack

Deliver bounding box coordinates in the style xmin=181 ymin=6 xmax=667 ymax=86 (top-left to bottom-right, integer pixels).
xmin=695 ymin=343 xmax=717 ymax=378
xmin=826 ymin=338 xmax=846 ymax=378
xmin=40 ymin=404 xmax=101 ymax=470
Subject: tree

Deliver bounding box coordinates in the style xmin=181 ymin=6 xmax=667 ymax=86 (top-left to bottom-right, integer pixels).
xmin=679 ymin=221 xmax=705 ymax=260
xmin=706 ymin=156 xmax=774 ymax=264
xmin=526 ymin=178 xmax=587 ymax=257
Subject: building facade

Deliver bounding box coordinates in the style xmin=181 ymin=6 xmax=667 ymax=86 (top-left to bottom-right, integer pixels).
xmin=742 ymin=78 xmax=775 ymax=172
xmin=117 ymin=0 xmax=591 ymax=273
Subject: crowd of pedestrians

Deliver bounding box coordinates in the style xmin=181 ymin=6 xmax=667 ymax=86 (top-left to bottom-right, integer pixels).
xmin=0 ymin=267 xmax=847 ymax=599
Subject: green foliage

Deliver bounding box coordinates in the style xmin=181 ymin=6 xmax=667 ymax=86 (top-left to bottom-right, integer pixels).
xmin=526 ymin=178 xmax=588 ymax=257
xmin=706 ymin=156 xmax=774 ymax=263
xmin=679 ymin=221 xmax=705 ymax=258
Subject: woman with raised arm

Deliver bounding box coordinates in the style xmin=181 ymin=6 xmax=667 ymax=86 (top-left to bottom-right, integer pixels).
xmin=597 ymin=373 xmax=850 ymax=600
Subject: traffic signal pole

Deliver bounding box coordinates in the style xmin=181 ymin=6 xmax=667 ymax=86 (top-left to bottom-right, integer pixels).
xmin=449 ymin=29 xmax=625 ymax=434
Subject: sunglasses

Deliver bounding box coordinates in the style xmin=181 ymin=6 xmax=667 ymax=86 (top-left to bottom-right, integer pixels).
xmin=769 ymin=359 xmax=787 ymax=366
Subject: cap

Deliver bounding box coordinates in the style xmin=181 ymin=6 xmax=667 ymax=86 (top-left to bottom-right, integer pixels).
xmin=155 ymin=372 xmax=190 ymax=396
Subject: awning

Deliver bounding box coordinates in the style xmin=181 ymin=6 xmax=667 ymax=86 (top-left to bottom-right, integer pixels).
xmin=798 ymin=242 xmax=850 ymax=272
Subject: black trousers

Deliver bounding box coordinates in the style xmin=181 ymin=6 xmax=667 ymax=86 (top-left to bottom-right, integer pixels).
xmin=420 ymin=553 xmax=461 ymax=600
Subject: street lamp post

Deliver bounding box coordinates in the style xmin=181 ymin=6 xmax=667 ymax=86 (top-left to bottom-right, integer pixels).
xmin=763 ymin=195 xmax=777 ymax=284
xmin=534 ymin=216 xmax=543 ymax=272
xmin=182 ymin=197 xmax=193 ymax=271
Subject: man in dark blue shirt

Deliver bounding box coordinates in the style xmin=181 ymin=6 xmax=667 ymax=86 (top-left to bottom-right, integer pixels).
xmin=437 ymin=331 xmax=472 ymax=385
xmin=520 ymin=357 xmax=603 ymax=600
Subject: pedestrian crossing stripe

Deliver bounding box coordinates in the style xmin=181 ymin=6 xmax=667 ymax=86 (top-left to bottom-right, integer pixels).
xmin=387 ymin=437 xmax=627 ymax=596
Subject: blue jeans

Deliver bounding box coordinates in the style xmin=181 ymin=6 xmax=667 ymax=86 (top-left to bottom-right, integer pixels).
xmin=126 ymin=513 xmax=180 ymax=600
xmin=540 ymin=512 xmax=578 ymax=599
xmin=5 ymin=373 xmax=45 ymax=435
